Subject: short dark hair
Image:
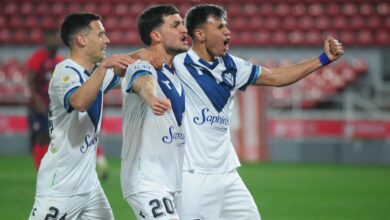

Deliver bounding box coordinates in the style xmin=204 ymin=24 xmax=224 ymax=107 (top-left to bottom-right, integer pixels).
xmin=137 ymin=5 xmax=180 ymax=46
xmin=185 ymin=4 xmax=227 ymax=38
xmin=60 ymin=12 xmax=101 ymax=48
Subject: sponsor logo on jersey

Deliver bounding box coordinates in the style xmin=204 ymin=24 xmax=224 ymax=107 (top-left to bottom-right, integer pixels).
xmin=162 ymin=126 xmax=185 ymax=147
xmin=62 ymin=80 xmax=78 ymax=90
xmin=134 ymin=62 xmax=152 ymax=71
xmin=62 ymin=74 xmax=71 ymax=83
xmin=80 ymin=134 xmax=99 ymax=153
xmin=193 ymin=108 xmax=229 ymax=126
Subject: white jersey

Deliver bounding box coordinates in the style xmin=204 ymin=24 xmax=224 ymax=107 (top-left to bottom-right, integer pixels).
xmin=36 ymin=58 xmax=120 ymax=197
xmin=121 ymin=60 xmax=185 ymax=198
xmin=173 ymin=49 xmax=261 ymax=173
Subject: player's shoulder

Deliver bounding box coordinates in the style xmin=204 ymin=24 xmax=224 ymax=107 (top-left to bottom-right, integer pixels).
xmin=52 ymin=59 xmax=82 ymax=79
xmin=173 ymin=52 xmax=187 ymax=64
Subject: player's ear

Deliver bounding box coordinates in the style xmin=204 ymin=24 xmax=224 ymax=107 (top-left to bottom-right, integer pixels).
xmin=194 ymin=29 xmax=205 ymax=42
xmin=150 ymin=31 xmax=162 ymax=43
xmin=75 ymin=33 xmax=86 ymax=47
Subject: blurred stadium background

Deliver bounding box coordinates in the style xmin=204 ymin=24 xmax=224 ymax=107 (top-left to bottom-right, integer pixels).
xmin=1 ymin=0 xmax=390 ymax=219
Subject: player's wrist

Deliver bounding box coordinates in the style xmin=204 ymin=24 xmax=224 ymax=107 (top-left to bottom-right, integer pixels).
xmin=319 ymin=52 xmax=331 ymax=66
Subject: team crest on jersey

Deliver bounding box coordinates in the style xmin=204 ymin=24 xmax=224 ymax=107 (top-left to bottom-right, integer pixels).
xmin=222 ymin=71 xmax=235 ymax=88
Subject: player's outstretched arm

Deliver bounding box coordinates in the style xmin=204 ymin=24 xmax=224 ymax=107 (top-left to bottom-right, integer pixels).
xmin=133 ymin=75 xmax=172 ymax=115
xmin=113 ymin=49 xmax=164 ymax=76
xmin=70 ymin=54 xmax=133 ymax=112
xmin=254 ymin=36 xmax=344 ymax=87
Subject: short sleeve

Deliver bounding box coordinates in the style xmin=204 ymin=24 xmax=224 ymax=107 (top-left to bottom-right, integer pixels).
xmin=229 ymin=55 xmax=262 ymax=91
xmin=123 ymin=60 xmax=155 ymax=93
xmin=102 ymin=68 xmax=121 ymax=93
xmin=52 ymin=66 xmax=83 ymax=113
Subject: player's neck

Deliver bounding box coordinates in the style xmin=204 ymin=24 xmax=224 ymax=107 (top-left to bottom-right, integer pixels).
xmin=70 ymin=50 xmax=95 ymax=73
xmin=148 ymin=44 xmax=174 ymax=67
xmin=192 ymin=43 xmax=214 ymax=62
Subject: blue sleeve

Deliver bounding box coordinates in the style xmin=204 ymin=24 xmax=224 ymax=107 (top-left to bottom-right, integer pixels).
xmin=63 ymin=86 xmax=79 ymax=113
xmin=239 ymin=64 xmax=261 ymax=91
xmin=104 ymin=74 xmax=121 ymax=94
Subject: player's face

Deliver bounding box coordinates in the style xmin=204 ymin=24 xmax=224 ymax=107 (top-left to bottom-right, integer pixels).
xmin=84 ymin=20 xmax=110 ymax=63
xmin=202 ymin=16 xmax=231 ymax=58
xmin=158 ymin=14 xmax=189 ymax=55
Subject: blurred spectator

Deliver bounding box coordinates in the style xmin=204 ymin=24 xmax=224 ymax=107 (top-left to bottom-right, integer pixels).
xmin=26 ymin=30 xmax=63 ymax=170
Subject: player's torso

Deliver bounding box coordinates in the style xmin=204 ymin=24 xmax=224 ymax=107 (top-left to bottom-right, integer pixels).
xmin=173 ymin=50 xmax=244 ymax=172
xmin=37 ymin=59 xmax=104 ymax=196
xmin=121 ymin=62 xmax=185 ymax=195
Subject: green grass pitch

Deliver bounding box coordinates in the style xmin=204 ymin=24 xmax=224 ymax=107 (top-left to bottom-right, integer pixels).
xmin=1 ymin=155 xmax=389 ymax=220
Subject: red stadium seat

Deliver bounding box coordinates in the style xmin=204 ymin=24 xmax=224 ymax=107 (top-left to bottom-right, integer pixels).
xmin=83 ymin=3 xmax=98 ymax=13
xmin=376 ymin=30 xmax=390 ymax=45
xmin=288 ymin=31 xmax=305 ymax=45
xmin=129 ymin=3 xmax=145 ymax=17
xmin=68 ymin=3 xmax=81 ymax=14
xmin=30 ymin=29 xmax=43 ymax=44
xmin=253 ymin=31 xmax=271 ymax=45
xmin=20 ymin=2 xmax=33 ymax=16
xmin=248 ymin=16 xmax=265 ymax=31
xmin=343 ymin=2 xmax=358 ymax=17
xmin=264 ymin=17 xmax=280 ymax=31
xmin=308 ymin=3 xmax=324 ymax=17
xmin=275 ymin=3 xmax=290 ymax=17
xmin=36 ymin=3 xmax=50 ymax=16
xmin=226 ymin=3 xmax=241 ymax=17
xmin=13 ymin=30 xmax=28 ymax=44
xmin=333 ymin=16 xmax=348 ymax=30
xmin=315 ymin=16 xmax=331 ymax=30
xmin=339 ymin=31 xmax=355 ymax=45
xmin=0 ymin=16 xmax=5 ymax=30
xmin=350 ymin=16 xmax=366 ymax=30
xmin=9 ymin=17 xmax=23 ymax=30
xmin=298 ymin=16 xmax=314 ymax=31
xmin=242 ymin=3 xmax=258 ymax=17
xmin=367 ymin=16 xmax=381 ymax=30
xmin=118 ymin=16 xmax=136 ymax=31
xmin=52 ymin=3 xmax=66 ymax=17
xmin=377 ymin=2 xmax=390 ymax=16
xmin=283 ymin=17 xmax=298 ymax=31
xmin=290 ymin=3 xmax=306 ymax=17
xmin=229 ymin=17 xmax=247 ymax=31
xmin=114 ymin=3 xmax=128 ymax=16
xmin=305 ymin=31 xmax=322 ymax=46
xmin=357 ymin=30 xmax=373 ymax=46
xmin=123 ymin=31 xmax=141 ymax=45
xmin=327 ymin=3 xmax=341 ymax=16
xmin=25 ymin=16 xmax=39 ymax=30
xmin=98 ymin=3 xmax=112 ymax=17
xmin=4 ymin=3 xmax=17 ymax=16
xmin=259 ymin=3 xmax=273 ymax=17
xmin=272 ymin=31 xmax=288 ymax=45
xmin=360 ymin=3 xmax=374 ymax=17
xmin=0 ymin=29 xmax=11 ymax=44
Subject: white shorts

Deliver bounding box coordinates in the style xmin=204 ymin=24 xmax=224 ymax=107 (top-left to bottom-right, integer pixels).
xmin=126 ymin=191 xmax=180 ymax=220
xmin=177 ymin=170 xmax=261 ymax=220
xmin=28 ymin=186 xmax=114 ymax=220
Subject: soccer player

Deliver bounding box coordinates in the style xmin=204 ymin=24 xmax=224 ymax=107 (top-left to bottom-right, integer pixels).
xmin=120 ymin=5 xmax=188 ymax=220
xmin=173 ymin=4 xmax=344 ymax=219
xmin=26 ymin=30 xmax=63 ymax=170
xmin=28 ymin=12 xmax=133 ymax=220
